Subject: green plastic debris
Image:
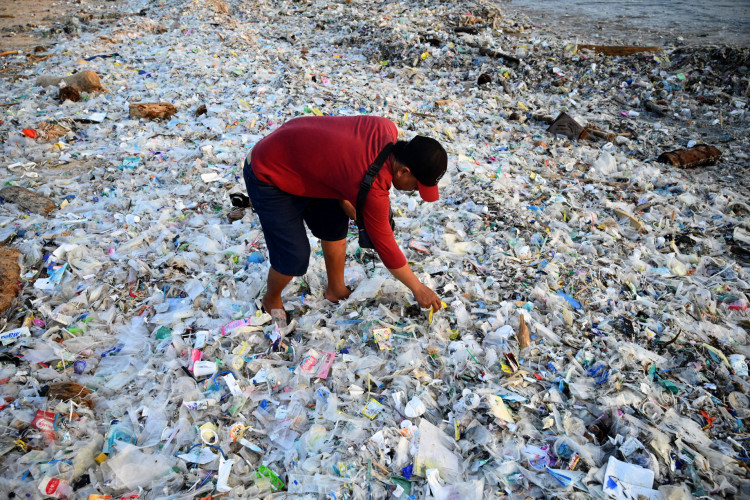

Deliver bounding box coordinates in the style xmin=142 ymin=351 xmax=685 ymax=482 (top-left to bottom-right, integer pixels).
xmin=256 ymin=465 xmax=285 ymax=491
xmin=154 ymin=326 xmax=172 ymax=340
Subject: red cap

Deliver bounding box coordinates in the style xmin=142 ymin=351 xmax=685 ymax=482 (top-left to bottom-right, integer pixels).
xmin=418 ymin=182 xmax=439 ymax=202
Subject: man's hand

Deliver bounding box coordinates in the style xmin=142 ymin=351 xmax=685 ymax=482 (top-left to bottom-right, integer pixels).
xmin=339 ymin=200 xmax=356 ymax=220
xmin=388 ymin=264 xmax=442 ymax=311
xmin=412 ymin=283 xmax=441 ymax=311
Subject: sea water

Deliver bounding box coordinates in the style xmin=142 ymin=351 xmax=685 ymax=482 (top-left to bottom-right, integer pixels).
xmin=506 ymin=0 xmax=750 ymax=47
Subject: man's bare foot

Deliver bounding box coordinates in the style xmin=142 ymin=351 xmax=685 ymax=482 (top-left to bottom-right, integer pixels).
xmin=261 ymin=294 xmax=288 ymax=328
xmin=261 ymin=294 xmax=284 ymax=313
xmin=324 ymin=285 xmax=352 ymax=303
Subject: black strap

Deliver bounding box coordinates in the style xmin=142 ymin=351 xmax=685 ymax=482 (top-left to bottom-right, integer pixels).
xmin=356 ymin=143 xmax=393 ymax=230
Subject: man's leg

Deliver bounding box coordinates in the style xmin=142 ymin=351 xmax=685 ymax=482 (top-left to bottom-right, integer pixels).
xmin=303 ymin=198 xmax=351 ymax=303
xmin=321 ymin=239 xmax=351 ymax=302
xmin=262 ymin=267 xmax=293 ymax=312
xmin=244 ymin=161 xmax=310 ymax=314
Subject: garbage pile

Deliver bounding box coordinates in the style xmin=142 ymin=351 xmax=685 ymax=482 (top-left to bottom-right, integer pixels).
xmin=1 ymin=0 xmax=749 ymax=498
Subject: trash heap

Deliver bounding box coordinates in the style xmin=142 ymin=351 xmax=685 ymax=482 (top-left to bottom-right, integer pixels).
xmin=1 ymin=0 xmax=749 ymax=498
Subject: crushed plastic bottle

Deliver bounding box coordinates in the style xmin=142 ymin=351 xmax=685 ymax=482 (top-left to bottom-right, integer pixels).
xmin=0 ymin=0 xmax=748 ymax=498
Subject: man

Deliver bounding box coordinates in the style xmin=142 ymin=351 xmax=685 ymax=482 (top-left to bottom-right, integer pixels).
xmin=243 ymin=115 xmax=446 ymax=320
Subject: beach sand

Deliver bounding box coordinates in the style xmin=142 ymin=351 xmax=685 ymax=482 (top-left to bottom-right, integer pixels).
xmin=0 ymin=0 xmax=113 ymax=51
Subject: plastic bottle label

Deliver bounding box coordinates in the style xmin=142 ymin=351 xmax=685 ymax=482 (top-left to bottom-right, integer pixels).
xmin=46 ymin=477 xmax=60 ymax=494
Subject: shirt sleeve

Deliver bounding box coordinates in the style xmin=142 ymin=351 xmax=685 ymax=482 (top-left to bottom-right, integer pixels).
xmin=363 ymin=184 xmax=407 ymax=269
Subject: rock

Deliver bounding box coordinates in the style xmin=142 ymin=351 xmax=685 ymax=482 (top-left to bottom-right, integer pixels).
xmin=129 ymin=103 xmax=177 ymax=120
xmin=0 ymin=186 xmax=55 ymax=215
xmin=477 ymin=73 xmax=492 ymax=85
xmin=59 ymin=86 xmax=81 ymax=102
xmin=36 ymin=70 xmax=104 ymax=92
xmin=212 ymin=0 xmax=230 ymax=14
xmin=228 ymin=208 xmax=245 ymax=222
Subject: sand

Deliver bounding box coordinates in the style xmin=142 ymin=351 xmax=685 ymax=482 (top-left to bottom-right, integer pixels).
xmin=0 ymin=0 xmax=113 ymax=52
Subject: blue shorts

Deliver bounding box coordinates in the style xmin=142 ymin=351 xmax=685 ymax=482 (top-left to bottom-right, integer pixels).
xmin=244 ymin=160 xmax=349 ymax=276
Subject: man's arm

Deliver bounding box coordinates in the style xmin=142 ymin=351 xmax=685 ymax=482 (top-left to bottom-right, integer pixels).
xmin=339 ymin=199 xmax=356 ymax=220
xmin=342 ymin=198 xmax=440 ymax=310
xmin=360 ymin=187 xmax=441 ymax=310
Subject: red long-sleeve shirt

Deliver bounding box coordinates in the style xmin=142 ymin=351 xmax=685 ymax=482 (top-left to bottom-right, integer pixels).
xmin=248 ymin=115 xmax=407 ymax=269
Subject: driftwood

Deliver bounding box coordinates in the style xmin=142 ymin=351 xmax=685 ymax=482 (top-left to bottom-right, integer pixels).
xmin=38 ymin=122 xmax=71 ymax=142
xmin=534 ymin=171 xmax=632 ymax=189
xmin=645 ymin=100 xmax=667 ymax=116
xmin=586 ymin=128 xmax=617 ymax=142
xmin=539 ymin=113 xmax=632 ymax=142
xmin=26 ymin=53 xmax=51 ymax=64
xmin=0 ymin=248 xmax=21 ymax=314
xmin=0 ymin=186 xmax=55 ymax=215
xmin=613 ymin=208 xmax=648 ymax=234
xmin=478 ymin=46 xmax=520 ymax=66
xmin=46 ymin=382 xmax=95 ymax=409
xmin=577 ymin=45 xmax=661 ymax=56
xmin=129 ymin=103 xmax=177 ymax=120
xmin=657 ymin=145 xmax=722 ymax=168
xmin=36 ymin=70 xmax=104 ymax=92
xmin=517 ymin=314 xmax=530 ymax=349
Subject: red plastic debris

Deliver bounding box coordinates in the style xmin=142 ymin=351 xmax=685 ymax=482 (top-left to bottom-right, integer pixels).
xmin=700 ymin=410 xmax=715 ymax=429
xmin=22 ymin=128 xmax=37 ymax=139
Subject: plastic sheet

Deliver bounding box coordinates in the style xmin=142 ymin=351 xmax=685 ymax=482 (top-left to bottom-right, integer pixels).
xmin=0 ymin=0 xmax=748 ymax=498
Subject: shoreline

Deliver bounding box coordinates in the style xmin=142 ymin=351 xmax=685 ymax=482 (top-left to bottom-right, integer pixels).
xmin=502 ymin=0 xmax=750 ymax=50
xmin=3 ymin=0 xmax=750 ymax=54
